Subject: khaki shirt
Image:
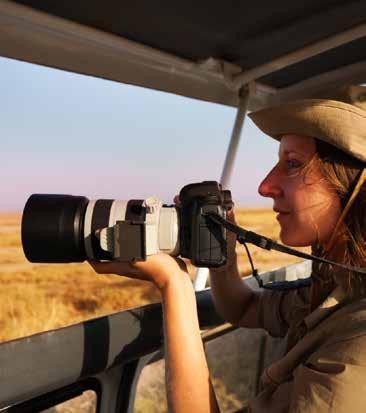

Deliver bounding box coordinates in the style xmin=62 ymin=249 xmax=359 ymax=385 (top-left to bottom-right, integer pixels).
xmin=247 ymin=286 xmax=366 ymax=412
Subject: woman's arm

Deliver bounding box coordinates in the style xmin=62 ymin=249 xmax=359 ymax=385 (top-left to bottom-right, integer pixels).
xmin=161 ymin=273 xmax=220 ymax=413
xmin=90 ymin=256 xmax=220 ymax=412
xmin=208 ymin=207 xmax=262 ymax=327
xmin=209 ymin=264 xmax=261 ymax=327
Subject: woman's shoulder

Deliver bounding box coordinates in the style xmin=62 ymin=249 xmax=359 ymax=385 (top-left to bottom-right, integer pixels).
xmin=318 ymin=298 xmax=366 ymax=353
xmin=332 ymin=297 xmax=366 ymax=330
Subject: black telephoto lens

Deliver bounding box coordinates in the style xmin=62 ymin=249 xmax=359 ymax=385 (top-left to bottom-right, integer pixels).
xmin=21 ymin=194 xmax=89 ymax=263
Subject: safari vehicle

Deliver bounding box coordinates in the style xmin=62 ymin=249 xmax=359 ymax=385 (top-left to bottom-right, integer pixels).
xmin=0 ymin=1 xmax=365 ymax=412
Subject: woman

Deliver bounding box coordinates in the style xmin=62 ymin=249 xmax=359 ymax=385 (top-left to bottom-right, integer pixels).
xmin=92 ymin=93 xmax=366 ymax=412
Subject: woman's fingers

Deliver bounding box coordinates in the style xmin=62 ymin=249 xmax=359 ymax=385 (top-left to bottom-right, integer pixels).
xmin=90 ymin=260 xmax=140 ymax=276
xmin=133 ymin=254 xmax=188 ymax=275
xmin=89 ymin=254 xmax=189 ymax=290
xmin=227 ymin=204 xmax=237 ymax=224
xmin=89 ymin=260 xmax=162 ymax=285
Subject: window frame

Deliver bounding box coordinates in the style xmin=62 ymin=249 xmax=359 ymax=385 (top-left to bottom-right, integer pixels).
xmin=5 ymin=378 xmax=101 ymax=413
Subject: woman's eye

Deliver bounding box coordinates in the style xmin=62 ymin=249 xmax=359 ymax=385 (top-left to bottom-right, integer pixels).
xmin=286 ymin=159 xmax=302 ymax=169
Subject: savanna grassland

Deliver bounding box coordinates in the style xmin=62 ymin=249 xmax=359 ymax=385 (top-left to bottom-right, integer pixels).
xmin=0 ymin=209 xmax=308 ymax=342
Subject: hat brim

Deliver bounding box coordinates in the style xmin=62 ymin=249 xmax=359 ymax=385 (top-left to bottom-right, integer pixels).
xmin=248 ymin=99 xmax=366 ymax=163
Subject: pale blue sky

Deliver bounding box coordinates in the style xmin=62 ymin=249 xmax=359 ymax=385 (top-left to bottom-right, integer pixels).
xmin=1 ymin=56 xmax=278 ymax=211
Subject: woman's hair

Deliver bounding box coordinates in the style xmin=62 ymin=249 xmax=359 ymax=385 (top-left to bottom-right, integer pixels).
xmin=312 ymin=139 xmax=366 ymax=298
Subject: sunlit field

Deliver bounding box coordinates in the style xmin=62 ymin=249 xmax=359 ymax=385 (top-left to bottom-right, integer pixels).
xmin=0 ymin=209 xmax=308 ymax=343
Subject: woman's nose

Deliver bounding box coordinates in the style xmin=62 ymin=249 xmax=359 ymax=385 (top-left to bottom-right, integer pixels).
xmin=258 ymin=167 xmax=283 ymax=198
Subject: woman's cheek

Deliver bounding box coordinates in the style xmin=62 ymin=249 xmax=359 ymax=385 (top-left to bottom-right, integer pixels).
xmin=279 ymin=210 xmax=318 ymax=246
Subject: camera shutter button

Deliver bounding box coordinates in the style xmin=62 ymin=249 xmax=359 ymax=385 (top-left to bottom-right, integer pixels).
xmin=144 ymin=196 xmax=159 ymax=214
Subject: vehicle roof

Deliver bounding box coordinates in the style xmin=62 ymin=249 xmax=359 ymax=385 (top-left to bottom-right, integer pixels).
xmin=1 ymin=0 xmax=366 ymax=109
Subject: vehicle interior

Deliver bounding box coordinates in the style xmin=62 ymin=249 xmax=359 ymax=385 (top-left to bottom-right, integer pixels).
xmin=0 ymin=1 xmax=365 ymax=412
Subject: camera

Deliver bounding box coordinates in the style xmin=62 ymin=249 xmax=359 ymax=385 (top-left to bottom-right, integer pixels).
xmin=22 ymin=181 xmax=232 ymax=267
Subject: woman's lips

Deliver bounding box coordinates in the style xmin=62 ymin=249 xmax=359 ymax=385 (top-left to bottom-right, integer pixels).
xmin=276 ymin=212 xmax=290 ymax=221
xmin=274 ymin=209 xmax=291 ymax=221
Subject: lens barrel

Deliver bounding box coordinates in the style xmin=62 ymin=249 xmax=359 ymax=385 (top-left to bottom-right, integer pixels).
xmin=21 ymin=194 xmax=89 ymax=263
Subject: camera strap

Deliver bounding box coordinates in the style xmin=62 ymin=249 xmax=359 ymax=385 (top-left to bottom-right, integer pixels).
xmin=206 ymin=212 xmax=366 ymax=290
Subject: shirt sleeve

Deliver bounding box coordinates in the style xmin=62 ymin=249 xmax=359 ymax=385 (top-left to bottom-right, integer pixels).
xmin=255 ymin=286 xmax=311 ymax=338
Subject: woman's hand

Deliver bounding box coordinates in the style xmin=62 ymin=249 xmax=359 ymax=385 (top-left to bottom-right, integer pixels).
xmin=211 ymin=206 xmax=238 ymax=273
xmin=90 ymin=253 xmax=189 ymax=291
xmin=174 ymin=194 xmax=238 ymax=274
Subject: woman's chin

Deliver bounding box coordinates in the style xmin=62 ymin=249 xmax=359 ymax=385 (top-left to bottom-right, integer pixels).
xmin=279 ymin=228 xmax=312 ymax=247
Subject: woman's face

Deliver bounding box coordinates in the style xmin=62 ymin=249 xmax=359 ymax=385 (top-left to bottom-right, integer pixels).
xmin=258 ymin=134 xmax=342 ymax=247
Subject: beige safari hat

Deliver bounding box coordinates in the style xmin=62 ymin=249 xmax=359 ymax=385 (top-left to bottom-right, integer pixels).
xmin=249 ymin=85 xmax=366 ymax=163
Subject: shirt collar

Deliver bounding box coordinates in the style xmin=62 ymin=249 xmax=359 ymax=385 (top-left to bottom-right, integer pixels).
xmin=303 ymin=285 xmax=346 ymax=331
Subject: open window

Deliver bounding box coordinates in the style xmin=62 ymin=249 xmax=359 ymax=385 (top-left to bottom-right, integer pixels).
xmin=5 ymin=379 xmax=101 ymax=413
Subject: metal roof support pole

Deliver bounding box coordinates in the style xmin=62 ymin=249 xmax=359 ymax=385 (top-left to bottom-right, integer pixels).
xmin=193 ymin=89 xmax=250 ymax=291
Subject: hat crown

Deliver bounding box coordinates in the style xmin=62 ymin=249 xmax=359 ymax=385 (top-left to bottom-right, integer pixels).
xmin=313 ymin=85 xmax=366 ymax=112
xmin=249 ymin=85 xmax=366 ymax=163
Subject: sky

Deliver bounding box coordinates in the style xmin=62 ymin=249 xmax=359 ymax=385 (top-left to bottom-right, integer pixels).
xmin=0 ymin=56 xmax=279 ymax=212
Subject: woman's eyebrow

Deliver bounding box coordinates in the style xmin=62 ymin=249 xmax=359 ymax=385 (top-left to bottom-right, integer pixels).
xmin=280 ymin=149 xmax=304 ymax=156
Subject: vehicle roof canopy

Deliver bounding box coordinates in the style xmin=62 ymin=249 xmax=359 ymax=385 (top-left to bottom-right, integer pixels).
xmin=1 ymin=0 xmax=366 ymax=109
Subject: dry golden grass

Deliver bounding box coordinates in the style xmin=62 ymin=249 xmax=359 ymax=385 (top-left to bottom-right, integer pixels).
xmin=0 ymin=209 xmax=308 ymax=342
